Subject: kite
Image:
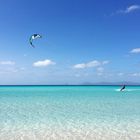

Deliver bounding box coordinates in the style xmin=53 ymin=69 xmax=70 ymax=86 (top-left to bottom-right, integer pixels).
xmin=29 ymin=34 xmax=42 ymax=48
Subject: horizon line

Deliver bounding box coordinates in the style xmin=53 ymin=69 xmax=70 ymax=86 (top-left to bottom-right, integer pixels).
xmin=0 ymin=84 xmax=140 ymax=86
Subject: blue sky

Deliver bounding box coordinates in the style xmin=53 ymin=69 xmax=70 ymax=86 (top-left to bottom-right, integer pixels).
xmin=0 ymin=0 xmax=140 ymax=84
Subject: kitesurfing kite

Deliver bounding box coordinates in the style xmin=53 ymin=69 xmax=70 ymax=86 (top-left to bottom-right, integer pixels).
xmin=29 ymin=34 xmax=42 ymax=48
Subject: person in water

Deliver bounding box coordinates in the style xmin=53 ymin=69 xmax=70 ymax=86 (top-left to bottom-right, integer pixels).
xmin=120 ymin=85 xmax=125 ymax=91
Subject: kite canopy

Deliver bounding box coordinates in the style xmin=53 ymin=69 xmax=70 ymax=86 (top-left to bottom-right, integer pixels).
xmin=29 ymin=34 xmax=42 ymax=48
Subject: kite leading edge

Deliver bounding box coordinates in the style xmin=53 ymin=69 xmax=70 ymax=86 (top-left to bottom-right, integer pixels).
xmin=29 ymin=34 xmax=42 ymax=48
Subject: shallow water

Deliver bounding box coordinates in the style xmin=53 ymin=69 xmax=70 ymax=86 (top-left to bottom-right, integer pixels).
xmin=0 ymin=85 xmax=140 ymax=140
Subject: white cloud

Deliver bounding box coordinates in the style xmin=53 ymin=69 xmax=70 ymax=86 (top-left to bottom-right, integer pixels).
xmin=102 ymin=61 xmax=109 ymax=65
xmin=73 ymin=60 xmax=109 ymax=69
xmin=118 ymin=73 xmax=124 ymax=76
xmin=75 ymin=73 xmax=89 ymax=78
xmin=0 ymin=67 xmax=18 ymax=74
xmin=97 ymin=67 xmax=104 ymax=72
xmin=20 ymin=67 xmax=26 ymax=71
xmin=33 ymin=59 xmax=56 ymax=67
xmin=130 ymin=48 xmax=140 ymax=53
xmin=112 ymin=5 xmax=140 ymax=15
xmin=130 ymin=73 xmax=140 ymax=77
xmin=74 ymin=63 xmax=86 ymax=69
xmin=0 ymin=61 xmax=15 ymax=65
xmin=97 ymin=73 xmax=103 ymax=76
xmin=86 ymin=60 xmax=101 ymax=67
xmin=124 ymin=5 xmax=140 ymax=13
xmin=23 ymin=54 xmax=27 ymax=57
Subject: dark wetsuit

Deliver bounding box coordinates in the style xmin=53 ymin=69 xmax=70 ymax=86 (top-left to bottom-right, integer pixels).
xmin=120 ymin=85 xmax=125 ymax=91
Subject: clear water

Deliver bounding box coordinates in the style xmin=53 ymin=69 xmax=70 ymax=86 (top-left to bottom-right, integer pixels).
xmin=0 ymin=86 xmax=140 ymax=140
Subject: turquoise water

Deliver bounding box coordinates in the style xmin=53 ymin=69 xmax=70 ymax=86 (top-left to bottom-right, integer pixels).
xmin=0 ymin=86 xmax=140 ymax=140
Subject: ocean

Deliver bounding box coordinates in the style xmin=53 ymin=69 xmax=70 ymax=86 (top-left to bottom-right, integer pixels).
xmin=0 ymin=85 xmax=140 ymax=140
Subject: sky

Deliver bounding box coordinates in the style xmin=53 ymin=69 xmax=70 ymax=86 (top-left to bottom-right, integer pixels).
xmin=0 ymin=0 xmax=140 ymax=85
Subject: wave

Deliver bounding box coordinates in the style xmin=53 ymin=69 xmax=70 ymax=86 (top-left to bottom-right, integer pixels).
xmin=115 ymin=89 xmax=140 ymax=92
